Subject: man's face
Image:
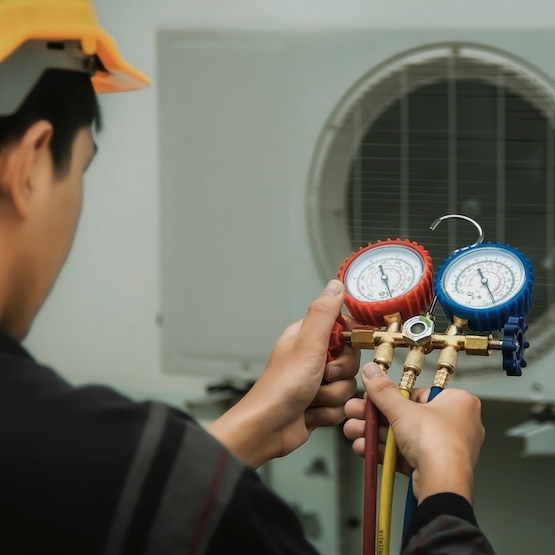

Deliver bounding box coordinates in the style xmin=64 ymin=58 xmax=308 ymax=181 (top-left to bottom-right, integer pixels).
xmin=35 ymin=127 xmax=96 ymax=301
xmin=4 ymin=126 xmax=97 ymax=338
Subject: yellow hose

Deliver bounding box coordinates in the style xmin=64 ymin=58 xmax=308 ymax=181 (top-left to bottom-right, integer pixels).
xmin=377 ymin=388 xmax=411 ymax=555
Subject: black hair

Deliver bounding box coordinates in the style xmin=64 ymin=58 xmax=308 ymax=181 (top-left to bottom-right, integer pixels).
xmin=0 ymin=68 xmax=102 ymax=176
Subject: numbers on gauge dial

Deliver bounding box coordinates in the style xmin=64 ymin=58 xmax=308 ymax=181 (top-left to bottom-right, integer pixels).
xmin=344 ymin=245 xmax=424 ymax=302
xmin=441 ymin=247 xmax=526 ymax=309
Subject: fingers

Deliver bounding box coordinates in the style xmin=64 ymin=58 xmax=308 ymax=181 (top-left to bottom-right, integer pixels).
xmin=310 ymin=378 xmax=358 ymax=408
xmin=323 ymin=343 xmax=360 ymax=382
xmin=305 ymin=405 xmax=347 ymax=428
xmin=343 ymin=415 xmax=365 ymax=441
xmin=345 ymin=420 xmax=410 ymax=474
xmin=411 ymin=387 xmax=432 ymax=404
xmin=351 ymin=436 xmax=365 ymax=458
xmin=343 ymin=416 xmax=388 ymax=444
xmin=360 ymin=362 xmax=414 ymax=424
xmin=341 ymin=313 xmax=360 ymax=332
xmin=344 ymin=396 xmax=366 ymax=420
xmin=346 ymin=386 xmax=431 ymax=417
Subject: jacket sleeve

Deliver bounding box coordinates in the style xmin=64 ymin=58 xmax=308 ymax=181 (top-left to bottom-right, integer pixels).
xmin=205 ymin=467 xmax=321 ymax=555
xmin=402 ymin=493 xmax=496 ymax=555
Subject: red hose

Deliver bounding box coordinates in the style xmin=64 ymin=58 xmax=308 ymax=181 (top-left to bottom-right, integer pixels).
xmin=362 ymin=397 xmax=379 ymax=555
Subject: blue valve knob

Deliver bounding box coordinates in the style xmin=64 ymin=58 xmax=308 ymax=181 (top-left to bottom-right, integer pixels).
xmin=501 ymin=315 xmax=530 ymax=376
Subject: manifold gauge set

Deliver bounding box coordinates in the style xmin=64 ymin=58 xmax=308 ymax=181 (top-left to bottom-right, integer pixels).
xmin=328 ymin=214 xmax=534 ymax=555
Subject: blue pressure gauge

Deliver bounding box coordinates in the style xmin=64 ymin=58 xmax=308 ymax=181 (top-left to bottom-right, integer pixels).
xmin=434 ymin=243 xmax=534 ymax=332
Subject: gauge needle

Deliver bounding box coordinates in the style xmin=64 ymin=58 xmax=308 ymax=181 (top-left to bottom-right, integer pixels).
xmin=477 ymin=268 xmax=496 ymax=303
xmin=379 ymin=265 xmax=393 ymax=298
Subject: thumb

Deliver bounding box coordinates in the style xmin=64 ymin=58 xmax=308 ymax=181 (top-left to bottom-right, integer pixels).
xmin=361 ymin=362 xmax=412 ymax=423
xmin=296 ymin=279 xmax=345 ymax=345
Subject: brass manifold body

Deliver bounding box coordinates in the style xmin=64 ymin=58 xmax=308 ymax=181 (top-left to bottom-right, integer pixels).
xmin=341 ymin=313 xmax=503 ymax=392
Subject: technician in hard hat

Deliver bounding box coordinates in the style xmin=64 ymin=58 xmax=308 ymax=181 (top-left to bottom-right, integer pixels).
xmin=0 ymin=1 xmax=492 ymax=554
xmin=0 ymin=1 xmax=355 ymax=552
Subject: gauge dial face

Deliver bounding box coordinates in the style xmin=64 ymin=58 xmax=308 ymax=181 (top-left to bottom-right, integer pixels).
xmin=441 ymin=246 xmax=526 ymax=309
xmin=344 ymin=245 xmax=425 ymax=302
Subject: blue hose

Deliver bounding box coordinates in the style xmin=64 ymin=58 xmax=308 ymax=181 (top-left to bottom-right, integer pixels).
xmin=402 ymin=385 xmax=444 ymax=535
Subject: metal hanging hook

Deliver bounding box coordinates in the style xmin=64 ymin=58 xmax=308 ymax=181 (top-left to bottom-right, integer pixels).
xmin=430 ymin=214 xmax=484 ymax=248
xmin=425 ymin=214 xmax=485 ymax=317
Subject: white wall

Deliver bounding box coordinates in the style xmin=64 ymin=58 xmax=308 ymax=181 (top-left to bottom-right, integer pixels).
xmin=23 ymin=0 xmax=555 ymax=397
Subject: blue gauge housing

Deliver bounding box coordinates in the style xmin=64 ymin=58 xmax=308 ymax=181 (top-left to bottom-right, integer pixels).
xmin=434 ymin=242 xmax=534 ymax=331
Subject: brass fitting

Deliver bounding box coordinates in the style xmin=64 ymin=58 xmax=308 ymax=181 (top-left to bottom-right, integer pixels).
xmin=373 ymin=313 xmax=403 ymax=374
xmin=342 ymin=328 xmax=377 ymax=349
xmin=436 ymin=345 xmax=459 ymax=375
xmin=452 ymin=315 xmax=469 ymax=331
xmin=399 ymin=346 xmax=426 ymax=393
xmin=431 ymin=318 xmax=467 ymax=389
xmin=374 ymin=342 xmax=395 ymax=372
xmin=403 ymin=347 xmax=426 ymax=376
xmin=399 ymin=369 xmax=418 ymax=392
xmin=433 ymin=368 xmax=452 ymax=389
xmin=338 ymin=308 xmax=503 ymax=391
xmin=464 ymin=334 xmax=493 ymax=356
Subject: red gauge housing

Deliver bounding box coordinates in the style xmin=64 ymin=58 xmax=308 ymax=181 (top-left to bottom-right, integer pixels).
xmin=337 ymin=239 xmax=434 ymax=327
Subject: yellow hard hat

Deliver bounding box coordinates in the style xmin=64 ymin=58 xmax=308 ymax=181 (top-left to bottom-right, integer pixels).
xmin=0 ymin=0 xmax=150 ymax=95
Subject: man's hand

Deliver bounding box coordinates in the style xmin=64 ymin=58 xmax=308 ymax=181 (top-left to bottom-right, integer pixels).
xmin=207 ymin=280 xmax=360 ymax=467
xmin=343 ymin=362 xmax=485 ymax=504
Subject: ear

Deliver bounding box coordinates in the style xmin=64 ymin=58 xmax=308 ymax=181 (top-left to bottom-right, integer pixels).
xmin=0 ymin=121 xmax=54 ymax=219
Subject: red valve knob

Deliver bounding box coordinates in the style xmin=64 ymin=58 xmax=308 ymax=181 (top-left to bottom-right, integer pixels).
xmin=327 ymin=314 xmax=345 ymax=362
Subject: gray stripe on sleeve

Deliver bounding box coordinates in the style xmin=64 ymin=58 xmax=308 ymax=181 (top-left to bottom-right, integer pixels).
xmin=104 ymin=402 xmax=169 ymax=555
xmin=145 ymin=422 xmax=245 ymax=555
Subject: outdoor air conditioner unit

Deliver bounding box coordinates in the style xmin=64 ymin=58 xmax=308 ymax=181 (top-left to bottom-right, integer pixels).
xmin=158 ymin=27 xmax=555 ymax=403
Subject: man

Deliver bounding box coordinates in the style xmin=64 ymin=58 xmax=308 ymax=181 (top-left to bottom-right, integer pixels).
xmin=0 ymin=1 xmax=493 ymax=553
xmin=0 ymin=2 xmax=359 ymax=553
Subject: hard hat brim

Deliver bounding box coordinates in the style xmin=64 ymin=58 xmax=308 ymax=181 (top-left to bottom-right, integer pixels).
xmin=0 ymin=8 xmax=150 ymax=94
xmin=91 ymin=30 xmax=150 ymax=93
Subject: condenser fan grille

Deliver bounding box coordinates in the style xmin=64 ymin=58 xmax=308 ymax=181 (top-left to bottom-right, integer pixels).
xmin=309 ymin=44 xmax=555 ymax=363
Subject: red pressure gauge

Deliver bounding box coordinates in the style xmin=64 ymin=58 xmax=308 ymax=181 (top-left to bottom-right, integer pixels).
xmin=337 ymin=239 xmax=434 ymax=326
